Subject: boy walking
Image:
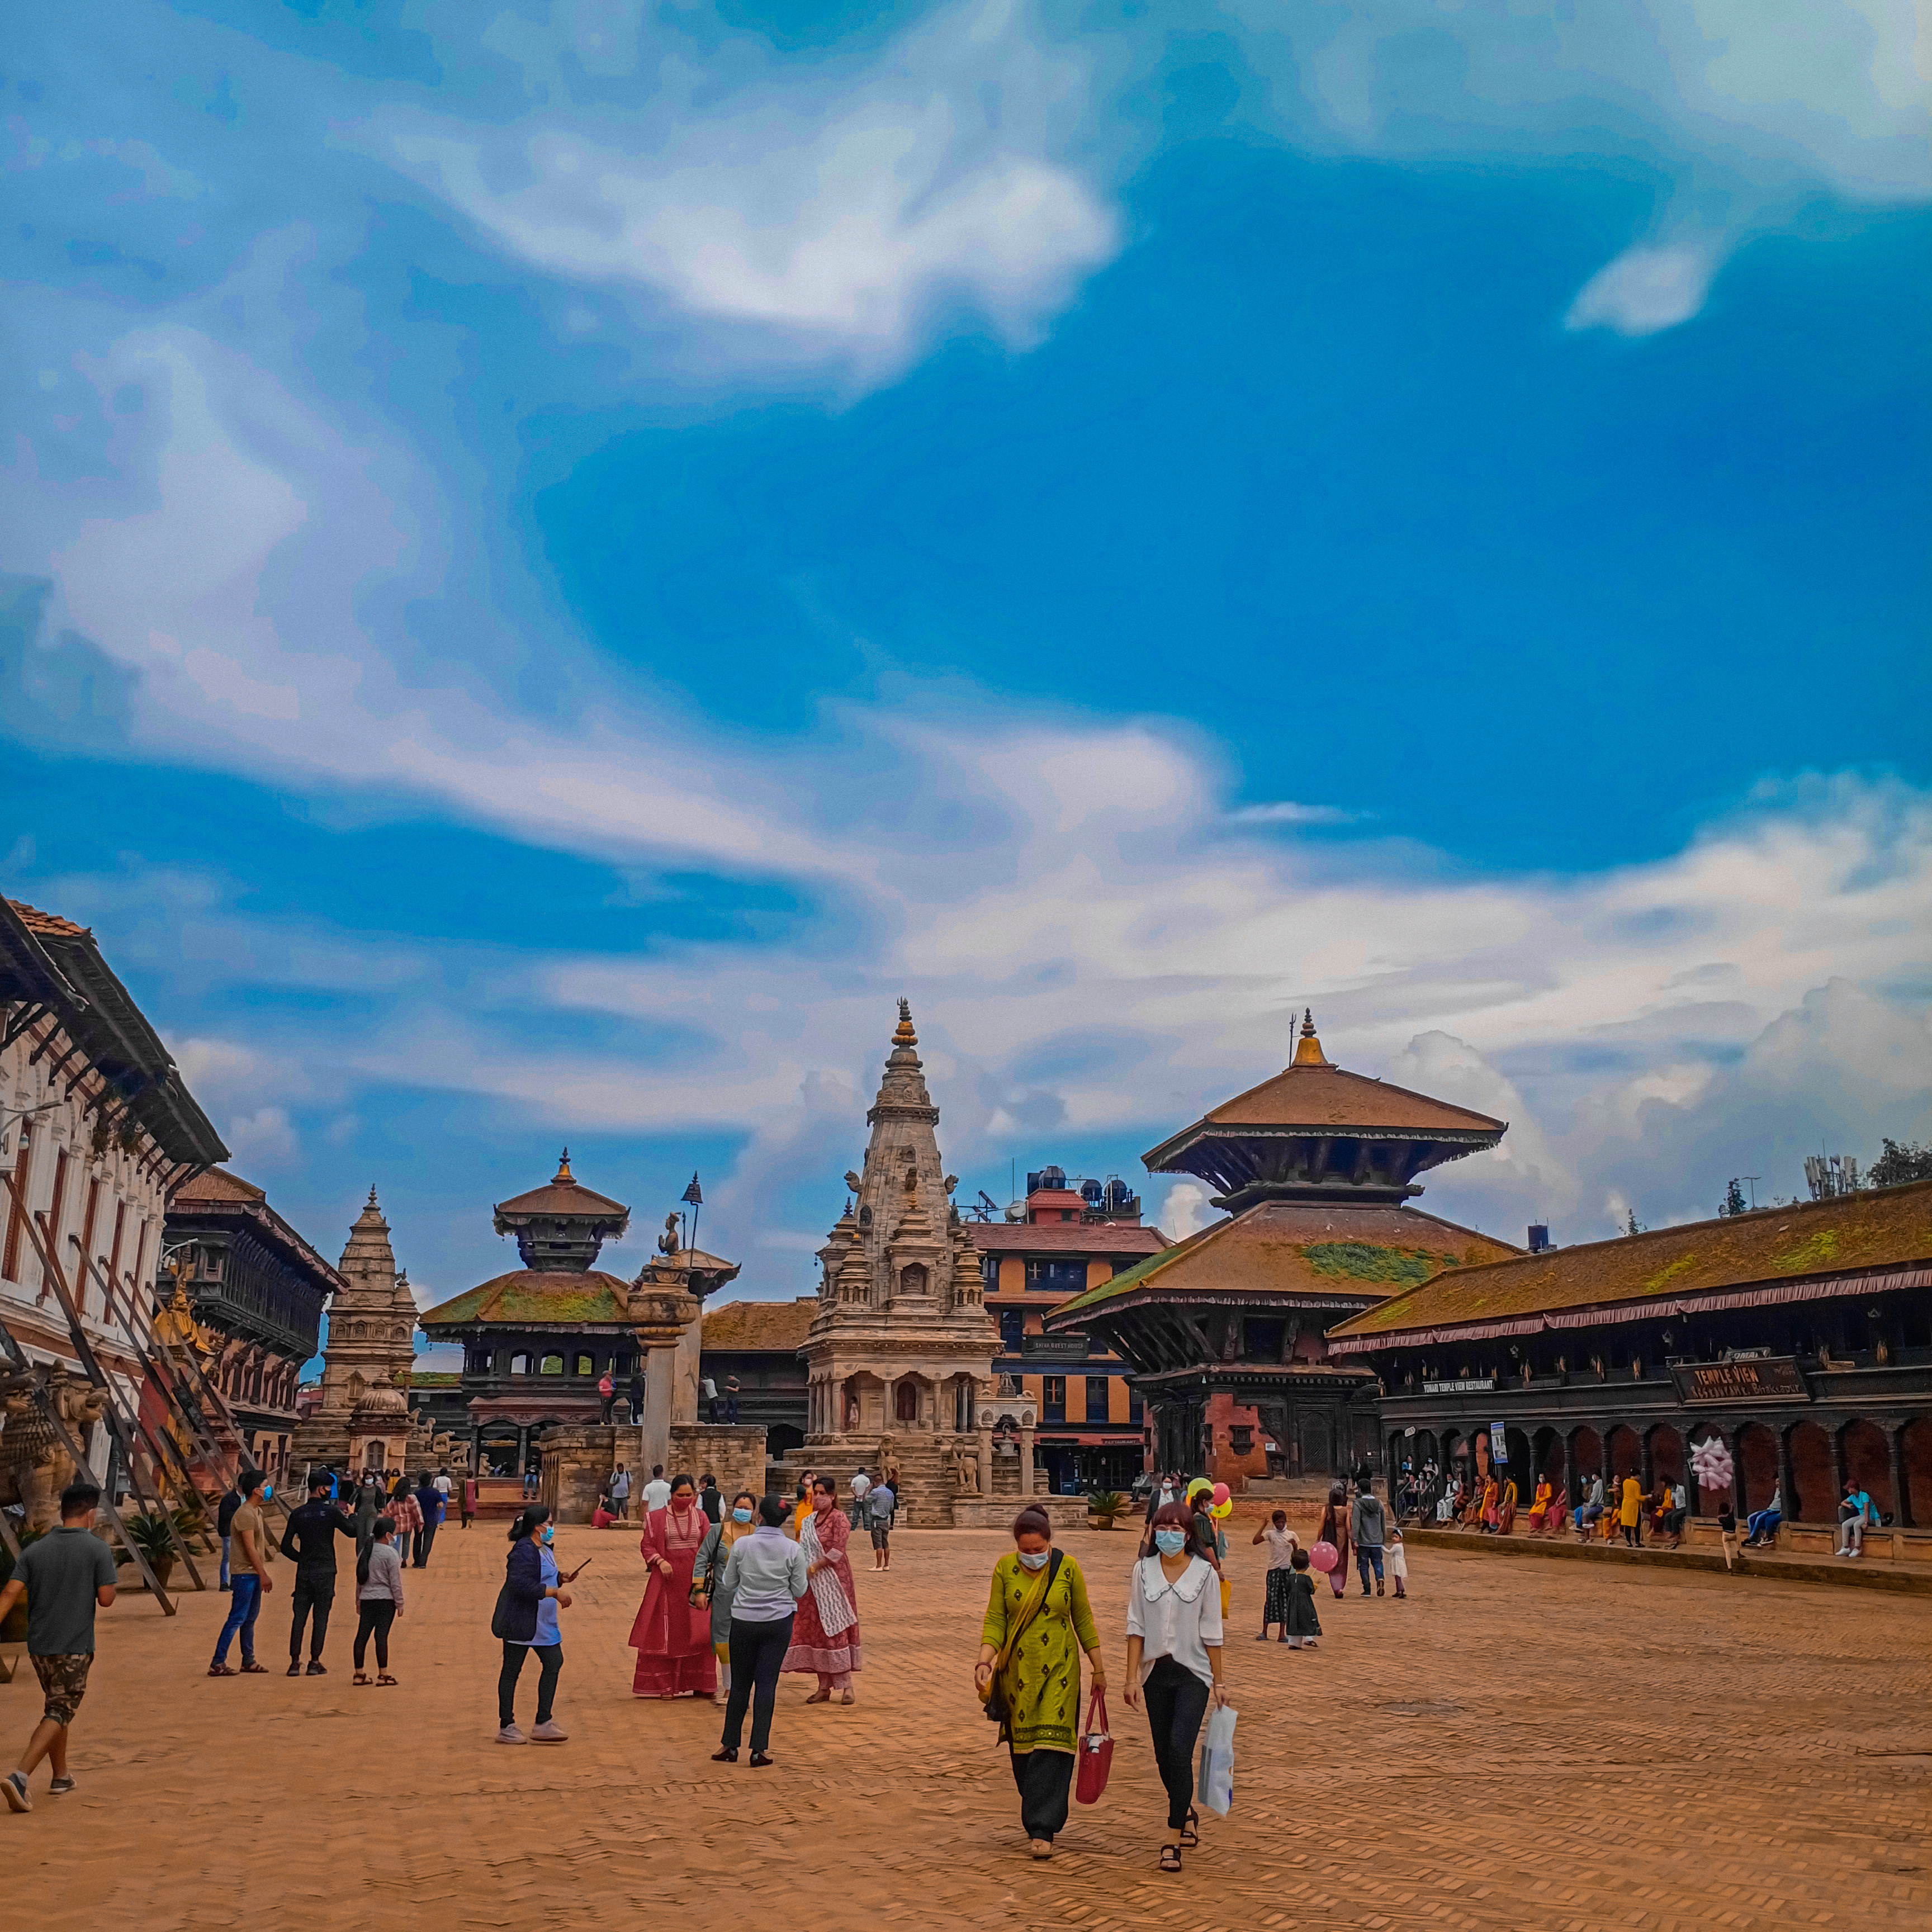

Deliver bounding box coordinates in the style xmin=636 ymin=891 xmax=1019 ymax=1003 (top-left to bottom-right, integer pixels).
xmin=0 ymin=1480 xmax=118 ymax=1811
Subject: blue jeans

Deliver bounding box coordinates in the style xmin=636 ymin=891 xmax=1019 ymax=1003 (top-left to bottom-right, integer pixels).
xmin=220 ymin=1535 xmax=231 ymax=1589
xmin=1746 ymin=1507 xmax=1781 ymax=1542
xmin=1356 ymin=1545 xmax=1384 ymax=1590
xmin=214 ymin=1574 xmax=263 ymax=1664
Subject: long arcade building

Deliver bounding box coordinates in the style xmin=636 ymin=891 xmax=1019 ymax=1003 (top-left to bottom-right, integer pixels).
xmin=1328 ymin=1177 xmax=1932 ymax=1550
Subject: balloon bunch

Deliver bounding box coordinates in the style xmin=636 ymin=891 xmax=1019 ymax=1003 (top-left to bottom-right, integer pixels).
xmin=1209 ymin=1481 xmax=1233 ymax=1521
xmin=1689 ymin=1436 xmax=1734 ymax=1495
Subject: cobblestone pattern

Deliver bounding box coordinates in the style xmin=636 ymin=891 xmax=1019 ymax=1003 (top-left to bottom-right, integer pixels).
xmin=4 ymin=1521 xmax=1928 ymax=1930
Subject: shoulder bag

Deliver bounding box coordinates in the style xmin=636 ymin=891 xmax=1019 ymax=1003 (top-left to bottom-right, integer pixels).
xmin=1074 ymin=1686 xmax=1113 ymax=1805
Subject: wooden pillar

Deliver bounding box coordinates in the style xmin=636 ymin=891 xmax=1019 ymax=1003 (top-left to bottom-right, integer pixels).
xmin=516 ymin=1424 xmax=529 ymax=1475
xmin=1561 ymin=1429 xmax=1577 ymax=1505
xmin=1888 ymin=1423 xmax=1911 ymax=1530
xmin=1777 ymin=1423 xmax=1799 ymax=1525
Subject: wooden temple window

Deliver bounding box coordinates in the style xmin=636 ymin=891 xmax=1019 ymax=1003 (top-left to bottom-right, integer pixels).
xmin=540 ymin=1353 xmax=565 ymax=1375
xmin=1229 ymin=1424 xmax=1254 ymax=1456
xmin=574 ymin=1353 xmax=594 ymax=1376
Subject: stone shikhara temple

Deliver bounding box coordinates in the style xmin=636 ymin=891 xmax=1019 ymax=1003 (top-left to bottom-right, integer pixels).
xmin=800 ymin=1003 xmax=1064 ymax=1527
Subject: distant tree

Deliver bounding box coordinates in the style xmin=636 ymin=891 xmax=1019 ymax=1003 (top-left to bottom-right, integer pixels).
xmin=1722 ymin=1178 xmax=1747 ymax=1218
xmin=1625 ymin=1208 xmax=1641 ymax=1237
xmin=1869 ymin=1139 xmax=1932 ymax=1188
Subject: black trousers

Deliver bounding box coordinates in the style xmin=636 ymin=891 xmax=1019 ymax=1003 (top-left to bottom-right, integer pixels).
xmin=499 ymin=1640 xmax=563 ymax=1727
xmin=1010 ymin=1749 xmax=1074 ymax=1843
xmin=354 ymin=1600 xmax=397 ymax=1670
xmin=721 ymin=1614 xmax=793 ymax=1754
xmin=289 ymin=1569 xmax=337 ymax=1661
xmin=414 ymin=1521 xmax=437 ymax=1568
xmin=1141 ymin=1656 xmax=1210 ymax=1831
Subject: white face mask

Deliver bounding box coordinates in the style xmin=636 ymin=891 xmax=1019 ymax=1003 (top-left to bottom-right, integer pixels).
xmin=1016 ymin=1549 xmax=1050 ymax=1570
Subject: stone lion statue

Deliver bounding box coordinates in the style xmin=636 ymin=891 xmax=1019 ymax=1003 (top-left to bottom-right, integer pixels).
xmin=950 ymin=1443 xmax=981 ymax=1494
xmin=0 ymin=1371 xmax=110 ymax=1531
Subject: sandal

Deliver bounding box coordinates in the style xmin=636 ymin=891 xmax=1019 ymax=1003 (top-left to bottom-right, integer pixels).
xmin=207 ymin=1662 xmax=236 ymax=1677
xmin=804 ymin=1689 xmax=832 ymax=1704
xmin=353 ymin=1672 xmax=373 ymax=1687
xmin=377 ymin=1674 xmax=398 ymax=1687
xmin=1159 ymin=1845 xmax=1183 ymax=1874
xmin=1179 ymin=1808 xmax=1200 ymax=1847
xmin=1030 ymin=1840 xmax=1054 ymax=1860
xmin=839 ymin=1690 xmax=855 ymax=1706
xmin=239 ymin=1661 xmax=268 ymax=1675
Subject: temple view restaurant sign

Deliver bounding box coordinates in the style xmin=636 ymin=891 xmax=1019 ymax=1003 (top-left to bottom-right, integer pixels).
xmin=1669 ymin=1357 xmax=1810 ymax=1404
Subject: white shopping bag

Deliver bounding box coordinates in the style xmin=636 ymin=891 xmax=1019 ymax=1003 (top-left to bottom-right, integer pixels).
xmin=1195 ymin=1703 xmax=1237 ymax=1817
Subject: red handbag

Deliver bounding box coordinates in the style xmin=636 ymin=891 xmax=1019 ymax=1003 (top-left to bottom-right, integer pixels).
xmin=1074 ymin=1686 xmax=1113 ymax=1805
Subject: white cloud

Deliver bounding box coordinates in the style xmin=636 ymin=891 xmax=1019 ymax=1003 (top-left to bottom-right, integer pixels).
xmin=225 ymin=1105 xmax=299 ymax=1167
xmin=375 ymin=0 xmax=1117 ymax=372
xmin=1566 ymin=240 xmax=1722 ymax=335
xmin=1158 ymin=1180 xmax=1217 ymax=1242
xmin=1228 ymin=801 xmax=1364 ymax=827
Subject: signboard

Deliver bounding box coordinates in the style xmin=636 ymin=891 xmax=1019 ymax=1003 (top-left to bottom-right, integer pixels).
xmin=1422 ymin=1377 xmax=1495 ymax=1395
xmin=1669 ymin=1357 xmax=1810 ymax=1405
xmin=1489 ymin=1423 xmax=1507 ymax=1465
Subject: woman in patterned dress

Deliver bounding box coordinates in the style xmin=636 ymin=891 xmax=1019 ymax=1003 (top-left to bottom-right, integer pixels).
xmin=628 ymin=1473 xmax=717 ymax=1697
xmin=782 ymin=1475 xmax=863 ymax=1704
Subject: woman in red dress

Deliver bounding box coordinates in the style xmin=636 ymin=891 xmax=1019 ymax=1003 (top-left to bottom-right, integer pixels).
xmin=783 ymin=1475 xmax=863 ymax=1705
xmin=628 ymin=1473 xmax=717 ymax=1698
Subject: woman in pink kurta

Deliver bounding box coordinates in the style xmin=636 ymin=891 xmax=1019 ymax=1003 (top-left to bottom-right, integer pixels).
xmin=783 ymin=1476 xmax=864 ymax=1703
xmin=628 ymin=1476 xmax=716 ymax=1697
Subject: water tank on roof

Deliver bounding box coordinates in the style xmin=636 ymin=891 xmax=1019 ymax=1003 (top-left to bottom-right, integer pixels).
xmin=1079 ymin=1178 xmax=1103 ymax=1206
xmin=1103 ymin=1178 xmax=1132 ymax=1211
xmin=1036 ymin=1165 xmax=1066 ymax=1191
xmin=1006 ymin=1200 xmax=1026 ymax=1223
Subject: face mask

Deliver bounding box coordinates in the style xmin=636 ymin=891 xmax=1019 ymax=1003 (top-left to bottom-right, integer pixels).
xmin=732 ymin=1508 xmax=754 ymax=1524
xmin=1154 ymin=1530 xmax=1188 ymax=1556
xmin=262 ymin=1485 xmax=272 ymax=1501
xmin=1016 ymin=1549 xmax=1049 ymax=1570
xmin=540 ymin=1524 xmax=555 ymax=1544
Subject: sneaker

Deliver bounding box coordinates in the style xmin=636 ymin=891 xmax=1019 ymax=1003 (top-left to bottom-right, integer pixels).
xmin=531 ymin=1719 xmax=569 ymax=1743
xmin=286 ymin=1661 xmax=301 ymax=1677
xmin=2 ymin=1772 xmax=29 ymax=1812
xmin=305 ymin=1661 xmax=328 ymax=1676
xmin=48 ymin=1776 xmax=75 ymax=1796
xmin=496 ymin=1724 xmax=527 ymax=1744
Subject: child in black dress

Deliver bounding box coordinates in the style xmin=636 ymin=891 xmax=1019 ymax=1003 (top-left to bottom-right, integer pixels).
xmin=1282 ymin=1546 xmax=1321 ymax=1650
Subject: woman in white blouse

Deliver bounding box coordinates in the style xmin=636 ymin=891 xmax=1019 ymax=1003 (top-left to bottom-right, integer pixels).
xmin=1124 ymin=1501 xmax=1227 ymax=1873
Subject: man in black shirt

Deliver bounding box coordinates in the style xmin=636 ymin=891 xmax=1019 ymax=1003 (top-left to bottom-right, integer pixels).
xmin=278 ymin=1472 xmax=357 ymax=1677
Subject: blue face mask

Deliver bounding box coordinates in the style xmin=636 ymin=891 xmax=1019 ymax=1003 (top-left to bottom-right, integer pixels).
xmin=540 ymin=1524 xmax=555 ymax=1544
xmin=262 ymin=1484 xmax=272 ymax=1501
xmin=1154 ymin=1530 xmax=1188 ymax=1556
xmin=1016 ymin=1549 xmax=1049 ymax=1570
xmin=732 ymin=1507 xmax=754 ymax=1523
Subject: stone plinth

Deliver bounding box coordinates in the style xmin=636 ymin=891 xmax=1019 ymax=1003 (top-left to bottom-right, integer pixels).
xmin=950 ymin=1495 xmax=1090 ymax=1533
xmin=537 ymin=1423 xmax=618 ymax=1523
xmin=669 ymin=1423 xmax=768 ymax=1508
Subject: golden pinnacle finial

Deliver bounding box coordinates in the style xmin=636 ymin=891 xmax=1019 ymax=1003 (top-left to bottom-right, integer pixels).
xmin=893 ymin=997 xmax=918 ymax=1047
xmin=1292 ymin=1007 xmax=1329 ymax=1067
xmin=556 ymin=1147 xmax=574 ymax=1181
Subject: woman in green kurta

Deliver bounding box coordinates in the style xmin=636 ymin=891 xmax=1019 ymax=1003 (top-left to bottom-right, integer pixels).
xmin=974 ymin=1506 xmax=1105 ymax=1860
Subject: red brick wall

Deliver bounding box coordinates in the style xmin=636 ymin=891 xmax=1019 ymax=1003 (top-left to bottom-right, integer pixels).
xmin=1790 ymin=1420 xmax=1835 ymax=1520
xmin=1737 ymin=1423 xmax=1778 ymax=1512
xmin=1841 ymin=1419 xmax=1892 ymax=1516
xmin=1905 ymin=1419 xmax=1932 ymax=1526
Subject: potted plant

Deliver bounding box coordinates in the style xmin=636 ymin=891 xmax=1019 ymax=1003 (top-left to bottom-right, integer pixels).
xmin=120 ymin=1508 xmax=198 ymax=1590
xmin=1086 ymin=1489 xmax=1131 ymax=1531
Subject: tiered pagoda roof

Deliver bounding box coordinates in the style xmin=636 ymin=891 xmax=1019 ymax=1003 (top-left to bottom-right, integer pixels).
xmin=1143 ymin=1011 xmax=1505 ymax=1212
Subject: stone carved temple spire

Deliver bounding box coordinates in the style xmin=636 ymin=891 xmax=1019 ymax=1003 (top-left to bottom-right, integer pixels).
xmin=802 ymin=1003 xmax=1001 ymax=1516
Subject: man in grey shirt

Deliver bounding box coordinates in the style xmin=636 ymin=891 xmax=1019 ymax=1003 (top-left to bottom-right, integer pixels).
xmin=1349 ymin=1485 xmax=1390 ymax=1598
xmin=0 ymin=1480 xmax=118 ymax=1812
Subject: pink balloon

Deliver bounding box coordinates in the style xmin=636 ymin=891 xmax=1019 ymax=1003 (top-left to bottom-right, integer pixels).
xmin=1210 ymin=1483 xmax=1231 ymax=1507
xmin=1310 ymin=1540 xmax=1338 ymax=1573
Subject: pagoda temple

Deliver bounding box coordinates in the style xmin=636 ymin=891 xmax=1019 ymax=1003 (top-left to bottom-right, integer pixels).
xmin=419 ymin=1153 xmax=738 ymax=1479
xmin=1045 ymin=1012 xmax=1518 ymax=1489
xmin=802 ymin=1002 xmax=1022 ymax=1524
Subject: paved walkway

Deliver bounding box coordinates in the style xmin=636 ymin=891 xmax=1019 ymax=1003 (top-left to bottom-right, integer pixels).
xmin=4 ymin=1524 xmax=1928 ymax=1930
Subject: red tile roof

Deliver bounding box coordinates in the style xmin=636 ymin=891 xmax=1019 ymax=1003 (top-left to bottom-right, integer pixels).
xmin=7 ymin=900 xmax=88 ymax=939
xmin=702 ymin=1295 xmax=818 ymax=1353
xmin=967 ymin=1223 xmax=1169 ymax=1256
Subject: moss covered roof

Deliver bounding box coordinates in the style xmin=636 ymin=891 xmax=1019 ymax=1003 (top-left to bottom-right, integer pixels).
xmin=417 ymin=1269 xmax=633 ymax=1329
xmin=1046 ymin=1200 xmax=1514 ymax=1325
xmin=1327 ymin=1179 xmax=1932 ymax=1347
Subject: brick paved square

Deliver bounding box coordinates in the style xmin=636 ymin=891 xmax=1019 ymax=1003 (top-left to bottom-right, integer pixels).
xmin=3 ymin=1524 xmax=1927 ymax=1930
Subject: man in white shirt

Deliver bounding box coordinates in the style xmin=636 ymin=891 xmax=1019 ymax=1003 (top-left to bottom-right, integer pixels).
xmin=641 ymin=1465 xmax=671 ymax=1512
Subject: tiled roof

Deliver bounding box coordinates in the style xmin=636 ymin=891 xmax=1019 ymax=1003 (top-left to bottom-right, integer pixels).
xmin=417 ymin=1270 xmax=634 ymax=1328
xmin=8 ymin=901 xmax=88 ymax=938
xmin=494 ymin=1175 xmax=629 ymax=1219
xmin=702 ymin=1295 xmax=818 ymax=1353
xmin=967 ymin=1223 xmax=1169 ymax=1256
xmin=1148 ymin=1062 xmax=1504 ymax=1165
xmin=1326 ymin=1180 xmax=1932 ymax=1348
xmin=172 ymin=1167 xmax=268 ymax=1206
xmin=1048 ymin=1201 xmax=1516 ymax=1325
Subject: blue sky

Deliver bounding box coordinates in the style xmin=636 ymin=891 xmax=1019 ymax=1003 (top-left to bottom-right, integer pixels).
xmin=4 ymin=2 xmax=1929 ymax=1356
